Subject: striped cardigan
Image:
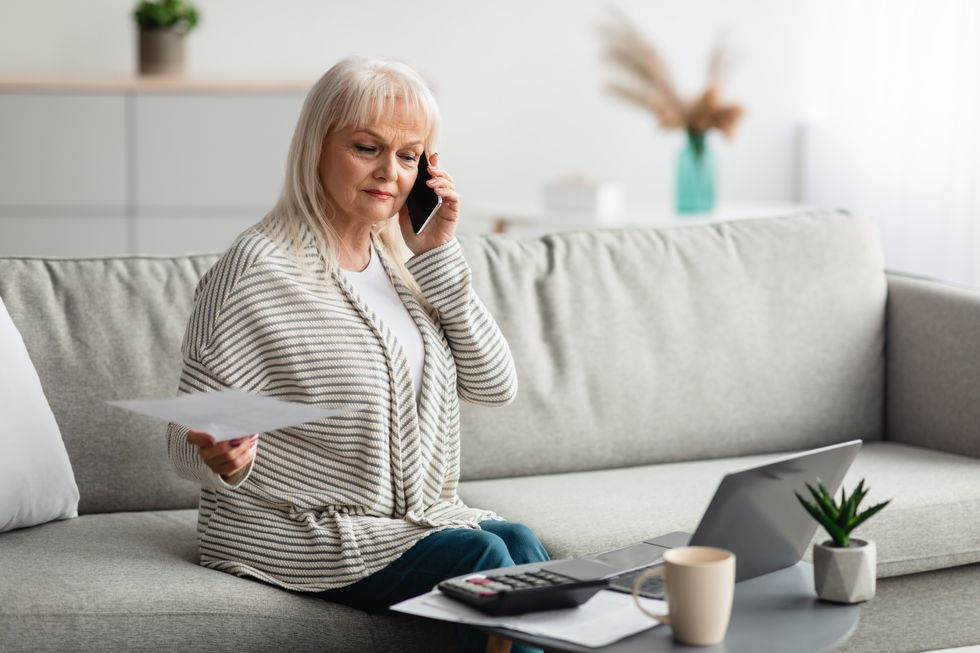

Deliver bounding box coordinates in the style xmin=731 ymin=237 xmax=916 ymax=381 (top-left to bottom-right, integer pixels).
xmin=166 ymin=217 xmax=517 ymax=592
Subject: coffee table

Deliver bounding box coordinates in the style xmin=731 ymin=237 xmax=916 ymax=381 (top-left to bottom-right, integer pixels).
xmin=479 ymin=561 xmax=859 ymax=652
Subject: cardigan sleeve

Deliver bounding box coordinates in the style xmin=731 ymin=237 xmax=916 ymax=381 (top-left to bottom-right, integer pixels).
xmin=406 ymin=237 xmax=518 ymax=406
xmin=165 ymin=355 xmax=256 ymax=491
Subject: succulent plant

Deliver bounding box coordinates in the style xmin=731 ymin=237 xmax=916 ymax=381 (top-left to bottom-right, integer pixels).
xmin=796 ymin=478 xmax=891 ymax=548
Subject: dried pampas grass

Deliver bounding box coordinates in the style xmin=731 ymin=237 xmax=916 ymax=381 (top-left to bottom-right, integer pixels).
xmin=597 ymin=6 xmax=746 ymax=140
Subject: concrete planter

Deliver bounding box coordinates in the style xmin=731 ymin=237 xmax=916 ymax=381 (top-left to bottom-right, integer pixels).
xmin=138 ymin=28 xmax=185 ymax=76
xmin=813 ymin=538 xmax=876 ymax=603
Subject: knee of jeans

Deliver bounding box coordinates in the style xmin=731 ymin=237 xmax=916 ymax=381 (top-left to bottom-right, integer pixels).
xmin=502 ymin=523 xmax=550 ymax=563
xmin=469 ymin=532 xmax=514 ymax=571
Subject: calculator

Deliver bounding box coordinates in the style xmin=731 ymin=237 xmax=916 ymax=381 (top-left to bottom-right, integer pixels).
xmin=436 ymin=560 xmax=613 ymax=616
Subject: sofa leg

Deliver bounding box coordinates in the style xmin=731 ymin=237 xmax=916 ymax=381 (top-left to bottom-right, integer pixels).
xmin=486 ymin=634 xmax=512 ymax=653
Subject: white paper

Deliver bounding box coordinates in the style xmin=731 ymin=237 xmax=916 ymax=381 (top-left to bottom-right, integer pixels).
xmin=106 ymin=388 xmax=367 ymax=441
xmin=391 ymin=587 xmax=665 ymax=648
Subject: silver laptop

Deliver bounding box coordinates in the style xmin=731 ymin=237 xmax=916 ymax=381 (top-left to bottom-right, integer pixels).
xmin=543 ymin=440 xmax=862 ymax=597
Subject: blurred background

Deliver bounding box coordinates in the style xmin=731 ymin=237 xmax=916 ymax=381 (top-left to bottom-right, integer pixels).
xmin=1 ymin=0 xmax=978 ymax=287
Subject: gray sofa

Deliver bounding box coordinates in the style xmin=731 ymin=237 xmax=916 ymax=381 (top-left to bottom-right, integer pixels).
xmin=1 ymin=210 xmax=978 ymax=653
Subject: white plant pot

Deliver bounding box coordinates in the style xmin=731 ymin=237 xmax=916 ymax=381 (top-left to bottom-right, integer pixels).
xmin=813 ymin=538 xmax=876 ymax=603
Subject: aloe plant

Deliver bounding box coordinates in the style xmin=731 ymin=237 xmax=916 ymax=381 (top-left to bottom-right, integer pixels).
xmin=795 ymin=478 xmax=891 ymax=548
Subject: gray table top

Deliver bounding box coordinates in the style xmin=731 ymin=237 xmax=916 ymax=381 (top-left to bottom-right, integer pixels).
xmin=480 ymin=562 xmax=859 ymax=653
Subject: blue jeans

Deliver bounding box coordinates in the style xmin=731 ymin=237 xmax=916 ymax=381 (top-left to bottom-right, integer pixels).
xmin=314 ymin=520 xmax=550 ymax=653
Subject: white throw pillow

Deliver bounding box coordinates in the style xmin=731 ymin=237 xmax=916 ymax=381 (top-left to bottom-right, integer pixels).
xmin=0 ymin=295 xmax=79 ymax=532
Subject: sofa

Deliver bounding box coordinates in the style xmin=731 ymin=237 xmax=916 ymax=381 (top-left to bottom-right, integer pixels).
xmin=1 ymin=209 xmax=978 ymax=653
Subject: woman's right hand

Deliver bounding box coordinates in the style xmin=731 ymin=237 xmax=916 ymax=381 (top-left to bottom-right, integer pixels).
xmin=186 ymin=430 xmax=259 ymax=480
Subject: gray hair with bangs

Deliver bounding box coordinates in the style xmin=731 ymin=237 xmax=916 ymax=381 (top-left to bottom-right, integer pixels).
xmin=261 ymin=57 xmax=441 ymax=302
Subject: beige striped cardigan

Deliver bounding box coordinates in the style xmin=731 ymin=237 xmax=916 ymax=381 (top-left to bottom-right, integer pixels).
xmin=166 ymin=217 xmax=517 ymax=592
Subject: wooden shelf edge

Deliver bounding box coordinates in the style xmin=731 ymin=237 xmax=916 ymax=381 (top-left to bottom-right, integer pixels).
xmin=0 ymin=76 xmax=313 ymax=93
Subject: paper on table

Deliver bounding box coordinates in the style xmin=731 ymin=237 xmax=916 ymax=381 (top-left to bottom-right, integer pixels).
xmin=106 ymin=388 xmax=367 ymax=441
xmin=391 ymin=588 xmax=665 ymax=649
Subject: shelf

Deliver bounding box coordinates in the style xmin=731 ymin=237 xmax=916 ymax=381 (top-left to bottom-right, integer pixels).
xmin=0 ymin=76 xmax=313 ymax=94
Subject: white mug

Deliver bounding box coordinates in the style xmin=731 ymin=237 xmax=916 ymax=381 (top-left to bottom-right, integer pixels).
xmin=632 ymin=546 xmax=736 ymax=646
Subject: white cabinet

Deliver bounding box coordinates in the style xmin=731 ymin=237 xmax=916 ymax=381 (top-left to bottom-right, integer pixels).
xmin=0 ymin=217 xmax=127 ymax=257
xmin=0 ymin=79 xmax=308 ymax=257
xmin=137 ymin=215 xmax=260 ymax=255
xmin=0 ymin=93 xmax=127 ymax=207
xmin=135 ymin=94 xmax=301 ymax=209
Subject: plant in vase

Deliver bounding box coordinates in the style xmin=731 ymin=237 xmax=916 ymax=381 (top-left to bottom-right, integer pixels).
xmin=133 ymin=0 xmax=200 ymax=76
xmin=796 ymin=479 xmax=891 ymax=603
xmin=596 ymin=7 xmax=746 ymax=214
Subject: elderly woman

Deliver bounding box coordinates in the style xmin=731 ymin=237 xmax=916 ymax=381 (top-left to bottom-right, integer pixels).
xmin=165 ymin=58 xmax=548 ymax=652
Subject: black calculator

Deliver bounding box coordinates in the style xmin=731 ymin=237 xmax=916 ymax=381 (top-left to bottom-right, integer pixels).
xmin=436 ymin=560 xmax=612 ymax=616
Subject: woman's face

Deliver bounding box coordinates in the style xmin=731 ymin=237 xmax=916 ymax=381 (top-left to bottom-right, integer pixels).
xmin=319 ymin=102 xmax=426 ymax=230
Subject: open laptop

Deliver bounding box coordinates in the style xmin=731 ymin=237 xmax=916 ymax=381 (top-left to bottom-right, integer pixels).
xmin=542 ymin=440 xmax=862 ymax=597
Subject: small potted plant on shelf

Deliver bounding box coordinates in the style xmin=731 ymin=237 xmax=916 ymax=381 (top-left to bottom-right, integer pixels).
xmin=133 ymin=0 xmax=200 ymax=76
xmin=796 ymin=478 xmax=891 ymax=603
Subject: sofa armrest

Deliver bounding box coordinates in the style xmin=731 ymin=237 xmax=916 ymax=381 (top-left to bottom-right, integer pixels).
xmin=885 ymin=272 xmax=980 ymax=458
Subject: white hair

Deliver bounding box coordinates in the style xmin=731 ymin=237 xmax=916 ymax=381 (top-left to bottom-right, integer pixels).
xmin=261 ymin=57 xmax=441 ymax=304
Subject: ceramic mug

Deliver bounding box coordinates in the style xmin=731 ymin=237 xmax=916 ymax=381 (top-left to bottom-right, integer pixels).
xmin=632 ymin=546 xmax=736 ymax=646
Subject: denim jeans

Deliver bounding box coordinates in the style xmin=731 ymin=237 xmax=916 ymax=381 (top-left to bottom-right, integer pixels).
xmin=314 ymin=520 xmax=550 ymax=653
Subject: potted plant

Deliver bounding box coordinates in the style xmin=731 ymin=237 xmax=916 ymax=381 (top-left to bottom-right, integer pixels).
xmin=796 ymin=478 xmax=891 ymax=603
xmin=595 ymin=6 xmax=746 ymax=214
xmin=133 ymin=0 xmax=200 ymax=76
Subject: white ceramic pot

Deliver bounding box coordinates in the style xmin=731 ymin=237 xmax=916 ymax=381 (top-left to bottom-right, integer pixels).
xmin=813 ymin=538 xmax=876 ymax=603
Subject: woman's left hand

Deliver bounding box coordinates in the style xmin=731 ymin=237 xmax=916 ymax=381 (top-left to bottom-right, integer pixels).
xmin=398 ymin=152 xmax=460 ymax=256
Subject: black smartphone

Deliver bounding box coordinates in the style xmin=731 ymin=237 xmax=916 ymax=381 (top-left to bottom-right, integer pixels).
xmin=405 ymin=151 xmax=442 ymax=235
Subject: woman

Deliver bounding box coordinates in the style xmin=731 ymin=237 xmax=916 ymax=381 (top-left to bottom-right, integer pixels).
xmin=165 ymin=57 xmax=548 ymax=652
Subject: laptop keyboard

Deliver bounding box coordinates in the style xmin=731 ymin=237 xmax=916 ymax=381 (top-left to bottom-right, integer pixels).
xmin=607 ymin=567 xmax=666 ymax=599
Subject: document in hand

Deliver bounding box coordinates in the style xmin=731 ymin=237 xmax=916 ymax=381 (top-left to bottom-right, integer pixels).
xmin=106 ymin=388 xmax=367 ymax=441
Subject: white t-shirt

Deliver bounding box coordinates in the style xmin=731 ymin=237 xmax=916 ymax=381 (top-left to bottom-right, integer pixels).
xmin=341 ymin=243 xmax=425 ymax=403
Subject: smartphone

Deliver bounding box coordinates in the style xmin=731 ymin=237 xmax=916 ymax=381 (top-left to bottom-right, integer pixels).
xmin=405 ymin=151 xmax=443 ymax=235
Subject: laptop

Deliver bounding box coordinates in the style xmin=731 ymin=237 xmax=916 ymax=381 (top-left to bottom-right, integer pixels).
xmin=542 ymin=439 xmax=862 ymax=598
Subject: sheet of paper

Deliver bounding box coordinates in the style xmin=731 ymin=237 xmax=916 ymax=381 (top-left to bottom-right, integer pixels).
xmin=106 ymin=388 xmax=367 ymax=441
xmin=391 ymin=588 xmax=665 ymax=648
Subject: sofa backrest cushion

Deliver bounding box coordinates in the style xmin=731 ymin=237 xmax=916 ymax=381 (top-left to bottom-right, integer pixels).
xmin=456 ymin=210 xmax=887 ymax=480
xmin=0 ymin=210 xmax=887 ymax=511
xmin=0 ymin=255 xmax=217 ymax=514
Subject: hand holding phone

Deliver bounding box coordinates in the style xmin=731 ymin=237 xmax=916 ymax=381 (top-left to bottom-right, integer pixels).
xmin=405 ymin=151 xmax=443 ymax=235
xmin=399 ymin=152 xmax=460 ymax=256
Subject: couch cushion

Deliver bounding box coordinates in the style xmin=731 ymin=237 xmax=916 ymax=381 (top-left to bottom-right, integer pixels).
xmin=0 ymin=510 xmax=455 ymax=653
xmin=457 ymin=210 xmax=887 ymax=480
xmin=458 ymin=441 xmax=980 ymax=578
xmin=0 ymin=256 xmax=219 ymax=514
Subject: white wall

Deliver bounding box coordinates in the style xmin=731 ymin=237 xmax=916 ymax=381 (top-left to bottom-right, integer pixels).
xmin=0 ymin=0 xmax=816 ymax=208
xmin=8 ymin=1 xmax=978 ymax=287
xmin=801 ymin=0 xmax=980 ymax=287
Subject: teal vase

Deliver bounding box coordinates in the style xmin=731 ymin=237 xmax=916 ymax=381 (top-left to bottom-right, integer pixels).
xmin=676 ymin=130 xmax=716 ymax=214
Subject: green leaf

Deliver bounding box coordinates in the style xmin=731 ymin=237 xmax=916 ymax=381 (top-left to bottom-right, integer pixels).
xmin=841 ymin=484 xmax=860 ymax=530
xmin=808 ymin=481 xmax=840 ymax=521
xmin=797 ymin=492 xmax=849 ymax=547
xmin=851 ymin=479 xmax=867 ymax=507
xmin=133 ymin=0 xmax=200 ymax=33
xmin=796 ymin=493 xmax=834 ymax=532
xmin=849 ymin=499 xmax=892 ymax=533
xmin=847 ymin=484 xmax=871 ymax=528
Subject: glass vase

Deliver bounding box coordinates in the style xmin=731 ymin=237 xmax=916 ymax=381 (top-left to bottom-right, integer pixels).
xmin=676 ymin=130 xmax=716 ymax=214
